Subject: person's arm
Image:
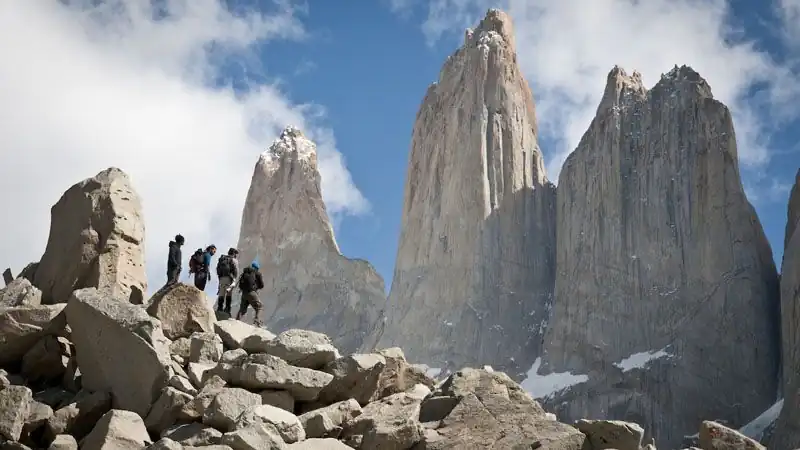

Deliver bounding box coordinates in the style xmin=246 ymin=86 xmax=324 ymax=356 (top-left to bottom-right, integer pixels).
xmin=203 ymin=252 xmax=212 ymax=268
xmin=168 ymin=247 xmax=178 ymax=267
xmin=232 ymin=259 xmax=239 ymax=279
xmin=255 ymin=272 xmax=265 ymax=290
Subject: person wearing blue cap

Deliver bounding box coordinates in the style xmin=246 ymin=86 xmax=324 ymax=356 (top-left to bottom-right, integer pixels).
xmin=236 ymin=261 xmax=265 ymax=326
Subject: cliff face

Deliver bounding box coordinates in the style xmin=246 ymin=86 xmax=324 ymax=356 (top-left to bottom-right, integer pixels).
xmin=534 ymin=66 xmax=780 ymax=448
xmin=236 ymin=126 xmax=385 ymax=354
xmin=374 ymin=9 xmax=557 ymax=376
xmin=768 ymin=169 xmax=800 ymax=449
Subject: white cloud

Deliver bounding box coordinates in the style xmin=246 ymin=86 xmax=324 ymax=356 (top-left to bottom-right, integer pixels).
xmin=0 ymin=0 xmax=367 ymax=294
xmin=778 ymin=0 xmax=800 ymax=46
xmin=392 ymin=0 xmax=800 ymax=183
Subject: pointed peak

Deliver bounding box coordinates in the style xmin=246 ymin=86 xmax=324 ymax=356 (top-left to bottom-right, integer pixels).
xmin=465 ymin=8 xmax=516 ymax=51
xmin=656 ymin=64 xmax=714 ymax=99
xmin=597 ymin=65 xmax=647 ymax=114
xmin=259 ymin=125 xmax=317 ymax=166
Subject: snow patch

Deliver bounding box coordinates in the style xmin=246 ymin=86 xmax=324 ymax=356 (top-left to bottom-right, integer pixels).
xmin=614 ymin=347 xmax=672 ymax=372
xmin=739 ymin=399 xmax=783 ymax=441
xmin=520 ymin=357 xmax=589 ymax=399
xmin=260 ymin=125 xmax=316 ymax=166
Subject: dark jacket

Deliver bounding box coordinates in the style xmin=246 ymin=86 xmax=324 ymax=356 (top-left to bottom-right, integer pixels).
xmin=239 ymin=267 xmax=264 ymax=293
xmin=167 ymin=241 xmax=182 ymax=271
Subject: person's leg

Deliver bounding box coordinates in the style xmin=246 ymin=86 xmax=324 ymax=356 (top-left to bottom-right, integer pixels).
xmin=236 ymin=295 xmax=249 ymax=320
xmin=248 ymin=293 xmax=264 ymax=327
xmin=167 ymin=268 xmax=178 ymax=284
xmin=196 ymin=272 xmax=208 ymax=291
xmin=216 ymin=276 xmax=228 ymax=311
xmin=224 ymin=291 xmax=232 ymax=314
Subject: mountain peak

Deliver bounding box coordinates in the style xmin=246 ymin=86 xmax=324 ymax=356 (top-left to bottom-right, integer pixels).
xmin=259 ymin=125 xmax=316 ymax=168
xmin=597 ymin=65 xmax=647 ymax=115
xmin=464 ymin=8 xmax=516 ymax=51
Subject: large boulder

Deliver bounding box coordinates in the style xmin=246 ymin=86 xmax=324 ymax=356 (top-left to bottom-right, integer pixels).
xmin=244 ymin=329 xmax=339 ymax=369
xmin=147 ymin=283 xmax=216 ymax=340
xmin=417 ymin=369 xmax=585 ymax=449
xmin=0 ymin=279 xmax=42 ymax=308
xmin=0 ymin=304 xmax=65 ymax=366
xmin=0 ymin=385 xmax=33 ymax=442
xmin=64 ymin=288 xmax=172 ymax=417
xmin=699 ymin=421 xmax=764 ymax=450
xmin=81 ymin=409 xmax=151 ymax=449
xmin=28 ymin=167 xmax=146 ymax=305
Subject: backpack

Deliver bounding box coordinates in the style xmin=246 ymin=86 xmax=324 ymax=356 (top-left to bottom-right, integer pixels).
xmin=189 ymin=249 xmax=204 ymax=273
xmin=238 ymin=268 xmax=257 ymax=292
xmin=217 ymin=255 xmax=233 ymax=278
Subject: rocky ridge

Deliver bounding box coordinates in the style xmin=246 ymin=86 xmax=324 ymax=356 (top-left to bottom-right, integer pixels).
xmin=0 ymin=166 xmax=761 ymax=450
xmin=375 ymin=8 xmax=557 ymax=377
xmin=236 ymin=126 xmax=385 ymax=354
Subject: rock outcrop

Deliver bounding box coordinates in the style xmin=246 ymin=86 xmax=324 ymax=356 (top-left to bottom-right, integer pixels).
xmin=23 ymin=167 xmax=146 ymax=305
xmin=236 ymin=126 xmax=385 ymax=354
xmin=375 ymin=8 xmax=557 ymax=376
xmin=767 ymin=168 xmax=800 ymax=449
xmin=535 ymin=66 xmax=780 ymax=448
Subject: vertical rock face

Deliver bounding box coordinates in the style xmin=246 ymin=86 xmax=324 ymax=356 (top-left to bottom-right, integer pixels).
xmin=768 ymin=169 xmax=800 ymax=449
xmin=375 ymin=9 xmax=557 ymax=376
xmin=236 ymin=126 xmax=385 ymax=354
xmin=27 ymin=167 xmax=147 ymax=305
xmin=537 ymin=66 xmax=780 ymax=448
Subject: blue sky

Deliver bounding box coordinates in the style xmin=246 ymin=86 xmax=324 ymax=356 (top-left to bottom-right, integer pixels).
xmin=0 ymin=0 xmax=798 ymax=294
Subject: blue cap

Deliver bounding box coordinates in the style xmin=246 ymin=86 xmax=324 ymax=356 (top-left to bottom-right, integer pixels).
xmin=251 ymin=261 xmax=260 ymax=270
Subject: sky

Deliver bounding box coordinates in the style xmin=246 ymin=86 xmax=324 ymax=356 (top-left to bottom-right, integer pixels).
xmin=0 ymin=0 xmax=798 ymax=297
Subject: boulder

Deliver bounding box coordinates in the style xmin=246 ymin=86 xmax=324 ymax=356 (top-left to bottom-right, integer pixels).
xmin=319 ymin=354 xmax=385 ymax=405
xmin=31 ymin=167 xmax=147 ymax=305
xmin=47 ymin=434 xmax=77 ymax=450
xmin=20 ymin=400 xmax=52 ymax=446
xmin=246 ymin=329 xmax=339 ymax=369
xmin=168 ymin=375 xmax=198 ymax=396
xmin=169 ymin=337 xmax=191 ymax=366
xmin=0 ymin=279 xmax=41 ymax=308
xmin=81 ymin=409 xmax=151 ymax=449
xmin=64 ymin=288 xmax=172 ymax=417
xmin=339 ymin=391 xmax=423 ymax=449
xmin=287 ymin=439 xmax=350 ymax=449
xmin=20 ymin=335 xmax=71 ymax=383
xmin=234 ymin=354 xmax=333 ymax=402
xmin=699 ymin=421 xmax=764 ymax=450
xmin=416 ymin=369 xmax=585 ymax=449
xmin=259 ymin=390 xmax=295 ymax=412
xmin=575 ymin=419 xmax=644 ymax=450
xmin=178 ymin=375 xmax=227 ymax=421
xmin=0 ymin=305 xmax=65 ymax=366
xmin=0 ymin=385 xmax=33 ymax=441
xmin=220 ymin=423 xmax=286 ymax=450
xmin=190 ymin=332 xmax=224 ymax=364
xmin=298 ymin=399 xmax=361 ymax=439
xmin=202 ymin=387 xmax=262 ymax=432
xmin=147 ymin=438 xmax=183 ymax=450
xmin=373 ymin=348 xmax=435 ymax=401
xmin=236 ymin=404 xmax=305 ymax=443
xmin=146 ymin=283 xmax=216 ymax=340
xmin=162 ymin=422 xmax=223 ymax=446
xmin=44 ymin=390 xmax=111 ymax=442
xmin=214 ymin=320 xmax=274 ymax=350
xmin=188 ymin=363 xmax=216 ymax=388
xmin=144 ymin=387 xmax=193 ymax=435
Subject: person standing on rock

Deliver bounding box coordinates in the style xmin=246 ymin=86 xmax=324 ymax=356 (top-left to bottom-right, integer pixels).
xmin=236 ymin=261 xmax=265 ymax=327
xmin=166 ymin=234 xmax=184 ymax=284
xmin=191 ymin=245 xmax=216 ymax=291
xmin=215 ymin=247 xmax=240 ymax=314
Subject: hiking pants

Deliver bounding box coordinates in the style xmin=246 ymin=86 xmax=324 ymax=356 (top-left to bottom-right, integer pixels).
xmin=166 ymin=267 xmax=180 ymax=285
xmin=217 ymin=275 xmax=234 ymax=313
xmin=238 ymin=291 xmax=263 ymax=326
xmin=194 ymin=271 xmax=209 ymax=291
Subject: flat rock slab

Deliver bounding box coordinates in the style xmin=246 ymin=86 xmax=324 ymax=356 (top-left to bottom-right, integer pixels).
xmin=147 ymin=283 xmax=216 ymax=340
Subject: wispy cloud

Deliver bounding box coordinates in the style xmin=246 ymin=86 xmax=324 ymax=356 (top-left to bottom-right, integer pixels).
xmin=389 ymin=0 xmax=800 ymax=183
xmin=0 ymin=0 xmax=367 ymax=290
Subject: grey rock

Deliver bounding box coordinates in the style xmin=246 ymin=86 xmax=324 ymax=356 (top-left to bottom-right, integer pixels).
xmin=538 ymin=65 xmax=780 ymax=449
xmin=144 ymin=387 xmax=193 ymax=435
xmin=190 ymin=332 xmax=224 ymax=364
xmin=215 ymin=353 xmax=333 ymax=402
xmin=0 ymin=386 xmax=32 ymax=441
xmin=188 ymin=362 xmax=216 ymax=388
xmin=259 ymin=390 xmax=294 ymax=412
xmin=0 ymin=279 xmax=41 ymax=308
xmin=374 ymin=8 xmax=556 ymax=376
xmin=235 ymin=404 xmax=304 ymax=443
xmin=318 ymin=353 xmax=385 ymax=406
xmin=339 ymin=391 xmax=424 ymax=449
xmin=220 ymin=424 xmax=286 ymax=450
xmin=146 ymin=438 xmax=182 ymax=450
xmin=81 ymin=409 xmax=150 ymax=450
xmin=65 ymin=288 xmax=172 ymax=417
xmin=20 ymin=400 xmax=52 ymax=446
xmin=162 ymin=423 xmax=222 ymax=446
xmin=575 ymin=419 xmax=644 ymax=450
xmin=178 ymin=375 xmax=227 ymax=421
xmin=30 ymin=167 xmax=146 ymax=305
xmin=214 ymin=320 xmax=274 ymax=351
xmin=169 ymin=337 xmax=191 ymax=366
xmin=202 ymin=387 xmax=261 ymax=433
xmin=236 ymin=126 xmax=385 ymax=354
xmin=286 ymin=439 xmax=349 ymax=449
xmin=298 ymin=399 xmax=361 ymax=439
xmin=20 ymin=335 xmax=71 ymax=383
xmin=0 ymin=305 xmax=65 ymax=366
xmin=168 ymin=374 xmax=198 ymax=396
xmin=44 ymin=390 xmax=111 ymax=442
xmin=245 ymin=329 xmax=339 ymax=370
xmin=47 ymin=434 xmax=77 ymax=450
xmin=700 ymin=421 xmax=764 ymax=450
xmin=146 ymin=283 xmax=216 ymax=340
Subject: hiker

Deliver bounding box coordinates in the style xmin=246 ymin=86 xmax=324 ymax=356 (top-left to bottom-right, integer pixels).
xmin=166 ymin=234 xmax=184 ymax=284
xmin=189 ymin=245 xmax=216 ymax=291
xmin=236 ymin=261 xmax=265 ymax=327
xmin=216 ymin=247 xmax=240 ymax=314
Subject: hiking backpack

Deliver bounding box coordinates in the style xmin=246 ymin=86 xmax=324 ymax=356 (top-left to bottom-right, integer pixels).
xmin=188 ymin=249 xmax=204 ymax=273
xmin=238 ymin=268 xmax=257 ymax=292
xmin=216 ymin=255 xmax=233 ymax=278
